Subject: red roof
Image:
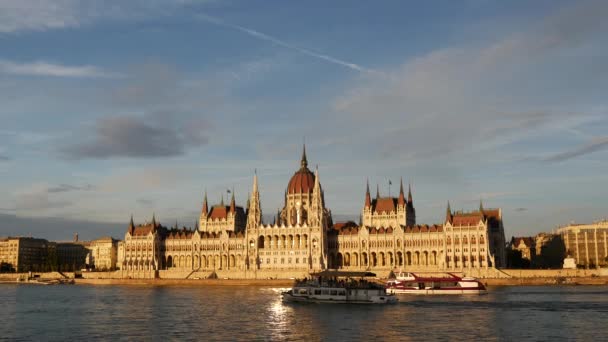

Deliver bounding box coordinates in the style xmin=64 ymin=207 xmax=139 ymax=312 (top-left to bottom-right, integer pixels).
xmin=373 ymin=197 xmax=397 ymax=213
xmin=287 ymin=167 xmax=315 ymax=194
xmin=451 ymin=213 xmax=484 ymax=226
xmin=209 ymin=205 xmax=228 ymax=219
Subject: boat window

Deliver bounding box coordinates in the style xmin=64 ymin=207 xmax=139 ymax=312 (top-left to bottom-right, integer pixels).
xmin=299 ymin=289 xmax=308 ymax=295
xmin=338 ymin=291 xmax=346 ymax=296
xmin=314 ymin=290 xmax=321 ymax=295
xmin=330 ymin=290 xmax=337 ymax=296
xmin=322 ymin=290 xmax=329 ymax=295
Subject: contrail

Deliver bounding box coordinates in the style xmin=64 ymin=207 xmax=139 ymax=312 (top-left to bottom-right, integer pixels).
xmin=198 ymin=14 xmax=377 ymax=74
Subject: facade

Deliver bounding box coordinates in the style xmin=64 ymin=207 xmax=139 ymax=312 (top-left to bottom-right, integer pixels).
xmin=0 ymin=237 xmax=54 ymax=272
xmin=557 ymin=220 xmax=608 ymax=268
xmin=117 ymin=146 xmax=507 ymax=277
xmin=510 ymin=237 xmax=536 ymax=261
xmin=87 ymin=237 xmax=119 ymax=270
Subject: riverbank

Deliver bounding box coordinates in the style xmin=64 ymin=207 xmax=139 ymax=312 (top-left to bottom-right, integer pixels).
xmin=2 ymin=276 xmax=606 ymax=287
xmin=74 ymin=278 xmax=294 ymax=286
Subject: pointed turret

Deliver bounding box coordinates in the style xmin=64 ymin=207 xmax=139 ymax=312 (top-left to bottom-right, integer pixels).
xmin=376 ymin=184 xmax=380 ymax=199
xmin=253 ymin=169 xmax=258 ymax=193
xmin=128 ymin=215 xmax=135 ymax=234
xmin=445 ymin=202 xmax=452 ymax=223
xmin=230 ymin=189 xmax=235 ymax=213
xmin=364 ymin=179 xmax=371 ymax=208
xmin=479 ymin=199 xmax=484 ymax=212
xmin=301 ymin=144 xmax=308 ymax=169
xmin=247 ymin=171 xmax=262 ymax=229
xmin=220 ymin=194 xmax=224 ymax=207
xmin=398 ymin=177 xmax=406 ymax=206
xmin=151 ymin=213 xmax=157 ymax=228
xmin=408 ymin=183 xmax=413 ymax=204
xmin=202 ymin=190 xmax=208 ymax=215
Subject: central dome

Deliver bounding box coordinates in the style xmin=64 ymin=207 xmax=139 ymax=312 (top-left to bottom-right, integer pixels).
xmin=288 ymin=168 xmax=315 ymax=194
xmin=287 ymin=145 xmax=315 ymax=194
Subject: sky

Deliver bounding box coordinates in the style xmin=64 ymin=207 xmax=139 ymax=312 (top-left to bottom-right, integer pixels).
xmin=0 ymin=0 xmax=607 ymax=241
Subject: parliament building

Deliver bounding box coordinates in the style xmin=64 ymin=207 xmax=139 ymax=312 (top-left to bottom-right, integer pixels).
xmin=117 ymin=146 xmax=507 ymax=278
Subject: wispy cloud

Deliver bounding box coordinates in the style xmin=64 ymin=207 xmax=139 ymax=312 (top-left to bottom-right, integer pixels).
xmin=0 ymin=0 xmax=214 ymax=34
xmin=198 ymin=14 xmax=377 ymax=74
xmin=0 ymin=155 xmax=10 ymax=161
xmin=544 ymin=136 xmax=608 ymax=162
xmin=0 ymin=59 xmax=121 ymax=78
xmin=47 ymin=184 xmax=94 ymax=193
xmin=332 ymin=0 xmax=608 ymax=161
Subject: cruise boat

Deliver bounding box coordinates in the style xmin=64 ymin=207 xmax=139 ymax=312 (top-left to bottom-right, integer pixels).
xmin=282 ymin=271 xmax=398 ymax=304
xmin=386 ymin=272 xmax=487 ymax=295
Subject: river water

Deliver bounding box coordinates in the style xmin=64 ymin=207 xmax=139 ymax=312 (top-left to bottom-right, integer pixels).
xmin=1 ymin=284 xmax=607 ymax=341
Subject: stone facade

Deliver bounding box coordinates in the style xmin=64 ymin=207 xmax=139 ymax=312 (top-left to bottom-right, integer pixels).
xmin=558 ymin=220 xmax=608 ymax=268
xmin=0 ymin=237 xmax=53 ymax=272
xmin=87 ymin=237 xmax=119 ymax=270
xmin=117 ymin=146 xmax=507 ymax=278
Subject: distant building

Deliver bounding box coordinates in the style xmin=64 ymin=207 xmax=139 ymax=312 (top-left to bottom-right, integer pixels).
xmin=56 ymin=242 xmax=89 ymax=271
xmin=557 ymin=220 xmax=608 ymax=268
xmin=0 ymin=237 xmax=53 ymax=272
xmin=87 ymin=237 xmax=119 ymax=271
xmin=512 ymin=237 xmax=535 ymax=261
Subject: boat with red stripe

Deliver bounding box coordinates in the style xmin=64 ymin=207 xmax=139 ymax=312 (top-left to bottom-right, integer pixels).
xmin=386 ymin=272 xmax=487 ymax=295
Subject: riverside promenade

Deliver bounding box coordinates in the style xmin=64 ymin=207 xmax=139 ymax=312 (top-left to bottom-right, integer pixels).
xmin=2 ymin=268 xmax=608 ymax=286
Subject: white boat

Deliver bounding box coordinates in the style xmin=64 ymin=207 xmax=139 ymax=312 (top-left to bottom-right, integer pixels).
xmin=386 ymin=272 xmax=487 ymax=295
xmin=282 ymin=270 xmax=398 ymax=304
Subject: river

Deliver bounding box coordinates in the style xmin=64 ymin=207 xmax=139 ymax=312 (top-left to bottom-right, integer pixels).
xmin=1 ymin=285 xmax=607 ymax=341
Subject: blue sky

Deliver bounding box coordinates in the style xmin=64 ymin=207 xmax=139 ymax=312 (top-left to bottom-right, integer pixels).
xmin=1 ymin=0 xmax=607 ymax=240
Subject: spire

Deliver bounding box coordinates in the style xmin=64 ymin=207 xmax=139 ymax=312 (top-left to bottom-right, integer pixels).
xmin=151 ymin=213 xmax=156 ymax=227
xmin=220 ymin=194 xmax=224 ymax=207
xmin=376 ymin=184 xmax=380 ymax=199
xmin=479 ymin=199 xmax=484 ymax=212
xmin=398 ymin=177 xmax=405 ymax=206
xmin=445 ymin=202 xmax=452 ymax=223
xmin=230 ymin=188 xmax=235 ymax=213
xmin=202 ymin=190 xmax=208 ymax=214
xmin=300 ymin=143 xmax=308 ymax=169
xmin=364 ymin=179 xmax=371 ymax=208
xmin=128 ymin=215 xmax=135 ymax=234
xmin=408 ymin=182 xmax=413 ymax=204
xmin=252 ymin=169 xmax=258 ymax=194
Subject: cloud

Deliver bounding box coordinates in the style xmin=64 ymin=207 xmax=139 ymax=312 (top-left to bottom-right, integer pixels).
xmin=14 ymin=189 xmax=72 ymax=212
xmin=137 ymin=198 xmax=155 ymax=207
xmin=332 ymin=0 xmax=608 ymax=161
xmin=0 ymin=0 xmax=80 ymax=33
xmin=0 ymin=155 xmax=9 ymax=161
xmin=0 ymin=0 xmax=214 ymax=34
xmin=198 ymin=14 xmax=377 ymax=74
xmin=0 ymin=59 xmax=121 ymax=78
xmin=544 ymin=136 xmax=608 ymax=162
xmin=60 ymin=114 xmax=210 ymax=159
xmin=515 ymin=208 xmax=528 ymax=212
xmin=47 ymin=184 xmax=94 ymax=193
xmin=0 ymin=213 xmax=123 ymax=241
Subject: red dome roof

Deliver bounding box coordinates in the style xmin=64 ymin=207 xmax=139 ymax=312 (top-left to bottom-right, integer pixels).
xmin=288 ymin=167 xmax=315 ymax=194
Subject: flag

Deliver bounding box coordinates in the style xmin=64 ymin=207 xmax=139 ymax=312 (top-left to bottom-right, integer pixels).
xmin=227 ymin=189 xmax=231 ymax=193
xmin=389 ymin=180 xmax=392 ymax=185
